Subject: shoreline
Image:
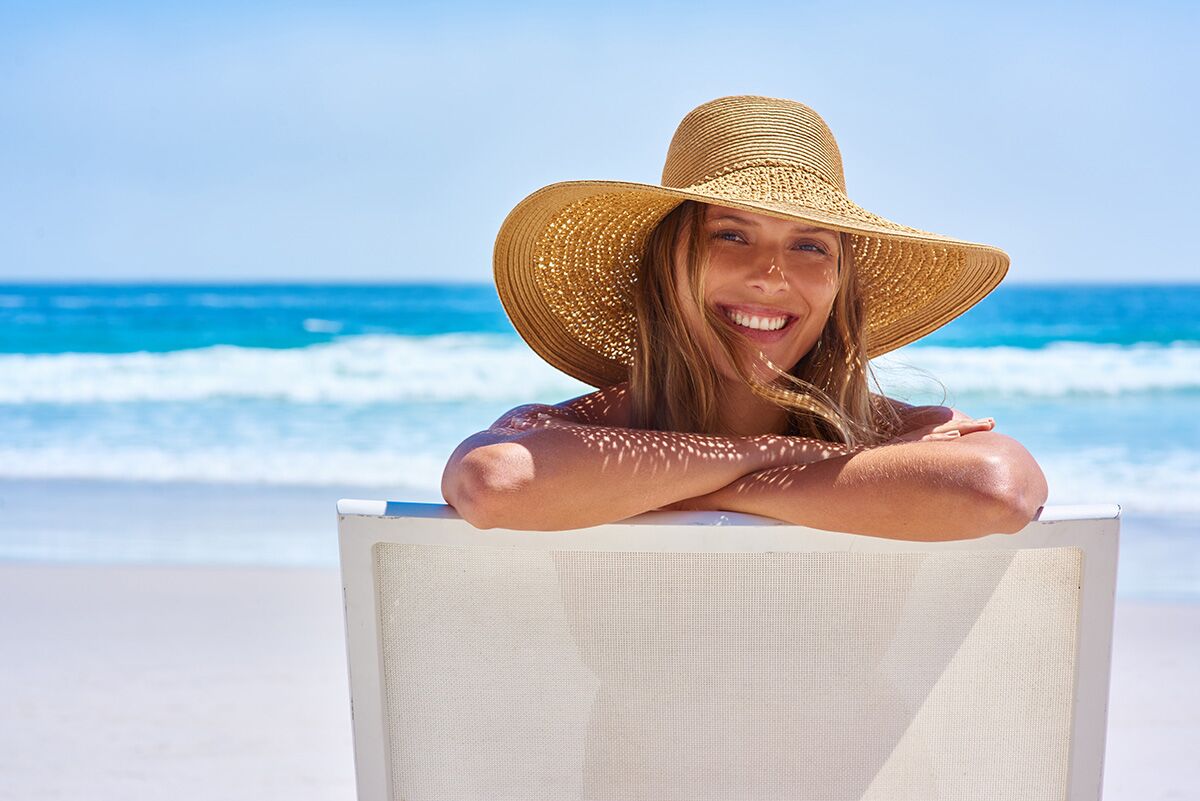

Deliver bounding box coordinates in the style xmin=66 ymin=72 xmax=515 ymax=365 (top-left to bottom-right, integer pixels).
xmin=0 ymin=477 xmax=1196 ymax=602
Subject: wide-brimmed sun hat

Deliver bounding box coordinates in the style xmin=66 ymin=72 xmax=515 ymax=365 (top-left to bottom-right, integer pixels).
xmin=494 ymin=94 xmax=1009 ymax=388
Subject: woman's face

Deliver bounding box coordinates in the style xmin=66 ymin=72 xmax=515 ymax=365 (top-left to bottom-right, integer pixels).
xmin=674 ymin=203 xmax=842 ymax=382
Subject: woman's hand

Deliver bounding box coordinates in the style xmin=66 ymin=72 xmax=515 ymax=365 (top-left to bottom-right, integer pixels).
xmin=884 ymin=404 xmax=996 ymax=445
xmin=885 ymin=416 xmax=996 ymax=444
xmin=657 ymin=408 xmax=999 ymax=514
xmin=658 ymin=421 xmax=1045 ymax=539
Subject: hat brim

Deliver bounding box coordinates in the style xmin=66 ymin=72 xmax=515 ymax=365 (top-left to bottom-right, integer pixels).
xmin=495 ymin=179 xmax=1009 ymax=389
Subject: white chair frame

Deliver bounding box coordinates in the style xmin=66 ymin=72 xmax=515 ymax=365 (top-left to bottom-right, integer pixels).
xmin=338 ymin=502 xmax=1119 ymax=801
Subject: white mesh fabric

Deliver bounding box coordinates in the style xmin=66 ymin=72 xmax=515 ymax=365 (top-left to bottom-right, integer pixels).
xmin=374 ymin=543 xmax=1082 ymax=801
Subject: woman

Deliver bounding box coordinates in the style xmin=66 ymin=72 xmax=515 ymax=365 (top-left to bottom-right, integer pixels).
xmin=442 ymin=95 xmax=1047 ymax=539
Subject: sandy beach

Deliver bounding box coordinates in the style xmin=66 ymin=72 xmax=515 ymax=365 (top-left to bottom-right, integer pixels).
xmin=0 ymin=561 xmax=1196 ymax=800
xmin=0 ymin=563 xmax=355 ymax=799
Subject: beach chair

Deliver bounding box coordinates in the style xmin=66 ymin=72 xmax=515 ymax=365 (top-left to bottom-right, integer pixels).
xmin=337 ymin=501 xmax=1119 ymax=801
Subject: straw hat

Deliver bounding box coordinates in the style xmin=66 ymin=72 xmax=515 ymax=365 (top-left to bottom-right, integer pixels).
xmin=494 ymin=94 xmax=1009 ymax=388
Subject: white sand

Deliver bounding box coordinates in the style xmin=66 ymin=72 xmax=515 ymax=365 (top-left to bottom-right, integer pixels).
xmin=0 ymin=562 xmax=1195 ymax=800
xmin=0 ymin=563 xmax=355 ymax=799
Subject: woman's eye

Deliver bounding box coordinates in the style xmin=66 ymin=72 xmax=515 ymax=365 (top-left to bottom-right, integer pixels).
xmin=711 ymin=230 xmax=829 ymax=255
xmin=794 ymin=242 xmax=828 ymax=254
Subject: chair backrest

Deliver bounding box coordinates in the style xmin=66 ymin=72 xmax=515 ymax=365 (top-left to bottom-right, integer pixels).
xmin=337 ymin=502 xmax=1119 ymax=801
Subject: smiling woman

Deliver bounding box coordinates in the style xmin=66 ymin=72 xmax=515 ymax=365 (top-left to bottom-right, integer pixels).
xmin=638 ymin=200 xmax=854 ymax=440
xmin=442 ymin=95 xmax=1048 ymax=538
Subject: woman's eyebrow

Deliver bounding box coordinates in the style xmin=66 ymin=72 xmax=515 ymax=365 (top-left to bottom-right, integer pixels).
xmin=707 ymin=214 xmax=831 ymax=235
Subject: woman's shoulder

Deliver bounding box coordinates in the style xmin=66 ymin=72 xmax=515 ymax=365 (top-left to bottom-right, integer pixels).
xmin=488 ymin=383 xmax=632 ymax=432
xmin=560 ymin=382 xmax=633 ymax=427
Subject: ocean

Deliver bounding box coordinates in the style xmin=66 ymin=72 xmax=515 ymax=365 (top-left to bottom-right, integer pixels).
xmin=1 ymin=282 xmax=1197 ymax=599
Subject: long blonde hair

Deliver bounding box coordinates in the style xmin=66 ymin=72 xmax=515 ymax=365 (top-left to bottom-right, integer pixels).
xmin=629 ymin=200 xmax=905 ymax=447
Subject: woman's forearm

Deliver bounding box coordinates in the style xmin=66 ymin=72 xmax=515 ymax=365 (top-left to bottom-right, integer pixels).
xmin=692 ymin=431 xmax=1048 ymax=541
xmin=442 ymin=422 xmax=855 ymax=531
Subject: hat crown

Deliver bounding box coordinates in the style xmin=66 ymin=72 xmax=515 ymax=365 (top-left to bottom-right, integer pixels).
xmin=660 ymin=95 xmax=847 ymax=193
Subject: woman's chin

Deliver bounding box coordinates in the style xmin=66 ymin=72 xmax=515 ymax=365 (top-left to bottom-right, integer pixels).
xmin=715 ymin=347 xmax=805 ymax=385
xmin=726 ymin=362 xmax=791 ymax=387
xmin=745 ymin=350 xmax=805 ymax=382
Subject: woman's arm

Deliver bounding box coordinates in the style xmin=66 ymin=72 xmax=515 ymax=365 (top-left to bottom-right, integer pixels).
xmin=676 ymin=429 xmax=1048 ymax=541
xmin=441 ymin=393 xmax=856 ymax=531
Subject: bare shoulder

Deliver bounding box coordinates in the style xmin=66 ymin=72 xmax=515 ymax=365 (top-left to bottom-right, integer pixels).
xmin=489 ymin=382 xmax=632 ymax=431
xmin=559 ymin=382 xmax=633 ymax=427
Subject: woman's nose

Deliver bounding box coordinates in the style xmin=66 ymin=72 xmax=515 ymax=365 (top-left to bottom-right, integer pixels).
xmin=748 ymin=255 xmax=789 ymax=294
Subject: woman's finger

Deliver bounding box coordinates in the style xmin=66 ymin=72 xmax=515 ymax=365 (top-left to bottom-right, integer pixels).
xmin=921 ymin=418 xmax=996 ymax=440
xmin=930 ymin=417 xmax=995 ymax=434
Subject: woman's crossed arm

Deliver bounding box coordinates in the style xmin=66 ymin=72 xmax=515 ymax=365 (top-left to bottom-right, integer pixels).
xmin=670 ymin=429 xmax=1048 ymax=541
xmin=440 ymin=394 xmax=1043 ymax=539
xmin=441 ymin=401 xmax=854 ymax=531
xmin=665 ymin=403 xmax=1048 ymax=540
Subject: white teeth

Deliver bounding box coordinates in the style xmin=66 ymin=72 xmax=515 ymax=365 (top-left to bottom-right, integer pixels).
xmin=725 ymin=309 xmax=788 ymax=331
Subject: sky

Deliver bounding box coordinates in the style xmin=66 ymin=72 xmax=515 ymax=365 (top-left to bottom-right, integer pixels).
xmin=0 ymin=1 xmax=1196 ymax=284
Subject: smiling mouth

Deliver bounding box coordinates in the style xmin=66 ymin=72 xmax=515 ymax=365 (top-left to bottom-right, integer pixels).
xmin=719 ymin=306 xmax=795 ymax=332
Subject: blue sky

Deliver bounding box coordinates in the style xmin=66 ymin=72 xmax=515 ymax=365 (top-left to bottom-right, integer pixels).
xmin=0 ymin=1 xmax=1196 ymax=283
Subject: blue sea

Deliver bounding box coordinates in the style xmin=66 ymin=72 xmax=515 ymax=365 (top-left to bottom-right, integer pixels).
xmin=1 ymin=282 xmax=1197 ymax=599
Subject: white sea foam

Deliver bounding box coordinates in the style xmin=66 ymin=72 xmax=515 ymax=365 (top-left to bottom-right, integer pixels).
xmin=47 ymin=292 xmax=172 ymax=308
xmin=301 ymin=317 xmax=344 ymax=333
xmin=2 ymin=336 xmax=1197 ymax=405
xmin=0 ymin=444 xmax=447 ymax=500
xmin=0 ymin=334 xmax=590 ymax=404
xmin=872 ymin=341 xmax=1200 ymax=397
xmin=1040 ymin=448 xmax=1200 ymax=516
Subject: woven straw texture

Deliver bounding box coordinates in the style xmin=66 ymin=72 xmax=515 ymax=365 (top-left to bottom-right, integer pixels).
xmin=494 ymin=95 xmax=1010 ymax=388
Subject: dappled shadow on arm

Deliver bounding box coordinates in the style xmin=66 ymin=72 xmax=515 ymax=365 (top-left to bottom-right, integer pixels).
xmin=492 ymin=383 xmax=855 ymax=483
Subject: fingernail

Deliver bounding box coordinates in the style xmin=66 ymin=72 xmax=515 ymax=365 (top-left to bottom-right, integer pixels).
xmin=978 ymin=417 xmax=994 ymax=426
xmin=946 ymin=430 xmax=961 ymax=438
